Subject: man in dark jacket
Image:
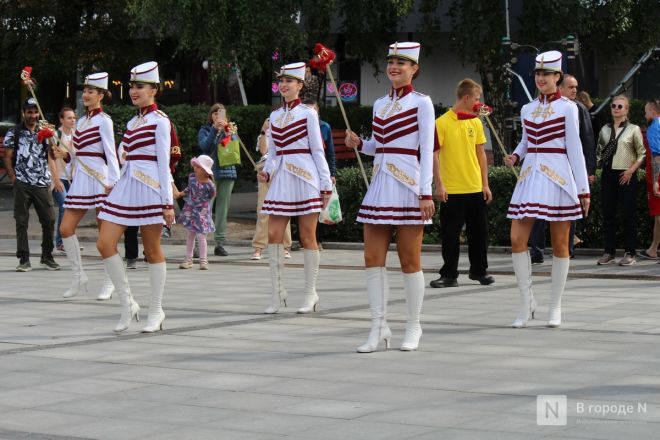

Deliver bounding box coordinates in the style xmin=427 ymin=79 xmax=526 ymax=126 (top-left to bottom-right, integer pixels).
xmin=529 ymin=74 xmax=595 ymax=263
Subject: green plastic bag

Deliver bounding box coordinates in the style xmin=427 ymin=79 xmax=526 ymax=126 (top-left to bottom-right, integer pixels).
xmin=217 ymin=136 xmax=241 ymax=167
xmin=319 ymin=185 xmax=342 ymax=225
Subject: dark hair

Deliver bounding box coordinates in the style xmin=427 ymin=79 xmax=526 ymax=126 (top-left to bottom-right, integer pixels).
xmin=59 ymin=107 xmax=75 ymax=119
xmin=302 ymin=98 xmax=318 ymax=107
xmin=647 ymin=99 xmax=660 ymax=114
xmin=83 ymin=86 xmax=112 ymax=105
xmin=128 ymin=82 xmax=162 ymax=98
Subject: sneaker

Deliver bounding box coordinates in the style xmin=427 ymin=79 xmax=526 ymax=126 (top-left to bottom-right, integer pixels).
xmin=199 ymin=259 xmax=209 ymax=270
xmin=40 ymin=255 xmax=61 ymax=271
xmin=214 ymin=244 xmax=228 ymax=256
xmin=284 ymin=249 xmax=291 ymax=259
xmin=251 ymin=249 xmax=262 ymax=260
xmin=179 ymin=259 xmax=193 ymax=269
xmin=531 ymin=255 xmax=544 ymax=265
xmin=161 ymin=227 xmax=171 ymax=239
xmin=597 ymin=253 xmax=615 ymax=265
xmin=55 ymin=244 xmax=66 ymax=254
xmin=126 ymin=258 xmax=138 ymax=270
xmin=619 ymin=253 xmax=636 ymax=266
xmin=16 ymin=259 xmax=32 ymax=272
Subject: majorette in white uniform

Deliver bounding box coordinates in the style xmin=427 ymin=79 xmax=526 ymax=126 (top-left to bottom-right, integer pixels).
xmin=508 ymin=51 xmax=590 ymax=330
xmin=508 ymin=55 xmax=590 ymax=221
xmin=61 ymin=72 xmax=120 ymax=302
xmin=261 ymin=62 xmax=332 ymax=216
xmin=98 ymin=63 xmax=173 ymax=226
xmin=64 ymin=73 xmax=120 ymax=209
xmin=355 ymin=42 xmax=433 ymax=355
xmin=357 ymin=44 xmax=435 ymax=225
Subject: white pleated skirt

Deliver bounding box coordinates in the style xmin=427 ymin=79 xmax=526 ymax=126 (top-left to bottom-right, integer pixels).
xmin=508 ymin=171 xmax=582 ymax=221
xmin=261 ymin=170 xmax=322 ymax=216
xmin=63 ymin=170 xmax=107 ymax=209
xmin=357 ymin=171 xmax=430 ymax=225
xmin=98 ymin=174 xmax=165 ymax=226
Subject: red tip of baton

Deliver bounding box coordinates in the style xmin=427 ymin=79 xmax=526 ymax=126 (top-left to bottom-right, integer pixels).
xmin=472 ymin=102 xmax=493 ymax=113
xmin=309 ymin=43 xmax=336 ymax=71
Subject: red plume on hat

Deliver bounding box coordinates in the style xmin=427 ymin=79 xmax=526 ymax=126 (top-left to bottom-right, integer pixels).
xmin=309 ymin=43 xmax=336 ymax=71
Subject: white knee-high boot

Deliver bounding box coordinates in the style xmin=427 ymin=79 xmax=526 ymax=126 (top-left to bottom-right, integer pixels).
xmin=96 ymin=268 xmax=115 ymax=301
xmin=548 ymin=256 xmax=569 ymax=328
xmin=357 ymin=267 xmax=391 ymax=353
xmin=511 ymin=251 xmax=538 ymax=328
xmin=264 ymin=244 xmax=287 ymax=314
xmin=103 ymin=254 xmax=139 ymax=333
xmin=400 ymin=271 xmax=425 ymax=351
xmin=297 ymin=249 xmax=320 ymax=314
xmin=62 ymin=235 xmax=88 ymax=298
xmin=143 ymin=262 xmax=166 ymax=333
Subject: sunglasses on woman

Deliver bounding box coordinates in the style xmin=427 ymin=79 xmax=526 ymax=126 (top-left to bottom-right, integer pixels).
xmin=611 ymin=104 xmax=624 ymax=110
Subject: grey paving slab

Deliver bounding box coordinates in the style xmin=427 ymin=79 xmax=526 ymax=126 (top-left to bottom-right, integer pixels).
xmin=0 ymin=239 xmax=659 ymax=439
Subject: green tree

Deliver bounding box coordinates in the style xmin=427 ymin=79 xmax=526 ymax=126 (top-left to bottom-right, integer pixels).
xmin=0 ymin=0 xmax=143 ymax=87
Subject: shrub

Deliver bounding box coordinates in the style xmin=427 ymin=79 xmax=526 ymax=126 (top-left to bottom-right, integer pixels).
xmin=326 ymin=165 xmax=655 ymax=247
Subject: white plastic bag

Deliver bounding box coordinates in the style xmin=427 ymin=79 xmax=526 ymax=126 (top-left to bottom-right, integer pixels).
xmin=319 ymin=185 xmax=342 ymax=225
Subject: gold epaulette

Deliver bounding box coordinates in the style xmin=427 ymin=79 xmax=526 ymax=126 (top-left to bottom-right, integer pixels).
xmin=155 ymin=110 xmax=169 ymax=119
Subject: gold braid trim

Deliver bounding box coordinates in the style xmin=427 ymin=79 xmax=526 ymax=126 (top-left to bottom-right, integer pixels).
xmin=517 ymin=166 xmax=532 ymax=182
xmin=77 ymin=160 xmax=105 ymax=185
xmin=540 ymin=164 xmax=566 ymax=186
xmin=285 ymin=162 xmax=312 ymax=181
xmin=132 ymin=169 xmax=161 ymax=190
xmin=386 ymin=162 xmax=416 ymax=186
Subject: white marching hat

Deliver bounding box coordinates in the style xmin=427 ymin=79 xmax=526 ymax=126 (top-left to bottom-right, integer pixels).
xmin=277 ymin=62 xmax=306 ymax=81
xmin=534 ymin=51 xmax=563 ymax=73
xmin=130 ymin=61 xmax=160 ymax=84
xmin=387 ymin=42 xmax=421 ymax=64
xmin=84 ymin=72 xmax=109 ymax=90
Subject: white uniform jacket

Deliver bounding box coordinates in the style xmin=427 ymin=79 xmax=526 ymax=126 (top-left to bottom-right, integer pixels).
xmin=119 ymin=105 xmax=174 ymax=208
xmin=263 ymin=100 xmax=332 ymax=193
xmin=360 ymin=85 xmax=435 ymax=198
xmin=513 ymin=94 xmax=590 ymax=200
xmin=72 ymin=108 xmax=120 ymax=186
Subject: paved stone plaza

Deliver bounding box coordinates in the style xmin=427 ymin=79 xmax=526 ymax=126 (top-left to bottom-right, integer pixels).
xmin=0 ymin=234 xmax=659 ymax=440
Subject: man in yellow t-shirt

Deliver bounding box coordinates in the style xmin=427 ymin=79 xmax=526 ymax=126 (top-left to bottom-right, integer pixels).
xmin=430 ymin=79 xmax=494 ymax=288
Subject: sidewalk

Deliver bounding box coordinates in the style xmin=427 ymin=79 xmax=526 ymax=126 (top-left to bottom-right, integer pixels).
xmin=1 ymin=187 xmax=660 ymax=439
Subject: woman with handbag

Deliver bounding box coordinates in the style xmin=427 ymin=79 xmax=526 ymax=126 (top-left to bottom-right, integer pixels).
xmin=257 ymin=62 xmax=333 ymax=315
xmin=97 ymin=61 xmax=174 ymax=333
xmin=596 ymin=95 xmax=645 ymax=266
xmin=505 ymin=51 xmax=590 ymax=329
xmin=198 ymin=103 xmax=237 ymax=257
xmin=345 ymin=42 xmax=436 ymax=352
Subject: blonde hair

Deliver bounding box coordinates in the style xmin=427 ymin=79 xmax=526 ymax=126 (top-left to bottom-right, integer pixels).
xmin=456 ymin=79 xmax=482 ymax=99
xmin=612 ymin=95 xmax=629 ymax=109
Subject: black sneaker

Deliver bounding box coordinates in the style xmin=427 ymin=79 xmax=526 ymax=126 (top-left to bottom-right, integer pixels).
xmin=469 ymin=274 xmax=495 ymax=285
xmin=126 ymin=258 xmax=138 ymax=270
xmin=531 ymin=255 xmax=544 ymax=265
xmin=214 ymin=244 xmax=228 ymax=256
xmin=16 ymin=259 xmax=32 ymax=272
xmin=40 ymin=255 xmax=61 ymax=271
xmin=429 ymin=277 xmax=458 ymax=288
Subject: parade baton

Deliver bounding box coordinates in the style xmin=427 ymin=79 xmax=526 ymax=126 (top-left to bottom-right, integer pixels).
xmin=310 ymin=44 xmax=370 ymax=188
xmin=473 ymin=103 xmax=518 ymax=179
xmin=20 ymin=67 xmax=73 ymax=184
xmin=236 ymin=135 xmax=257 ymax=169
